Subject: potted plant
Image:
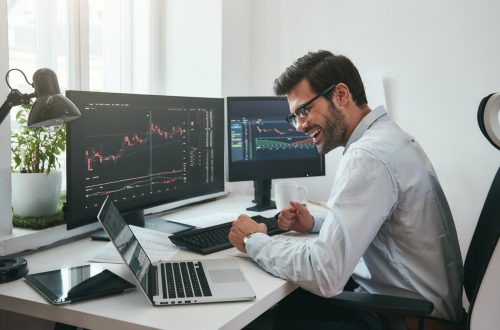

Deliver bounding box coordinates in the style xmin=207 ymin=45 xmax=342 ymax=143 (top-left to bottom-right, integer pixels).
xmin=10 ymin=102 xmax=66 ymax=217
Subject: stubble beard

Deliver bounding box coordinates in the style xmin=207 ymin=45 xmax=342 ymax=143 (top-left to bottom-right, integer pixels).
xmin=316 ymin=103 xmax=347 ymax=154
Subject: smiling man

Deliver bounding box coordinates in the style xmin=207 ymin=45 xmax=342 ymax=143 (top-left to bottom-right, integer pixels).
xmin=229 ymin=50 xmax=463 ymax=330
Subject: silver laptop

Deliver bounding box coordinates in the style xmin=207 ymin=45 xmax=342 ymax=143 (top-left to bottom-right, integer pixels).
xmin=97 ymin=196 xmax=256 ymax=305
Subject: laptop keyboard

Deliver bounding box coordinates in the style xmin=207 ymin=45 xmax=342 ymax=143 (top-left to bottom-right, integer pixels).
xmin=169 ymin=215 xmax=287 ymax=254
xmin=161 ymin=261 xmax=211 ymax=299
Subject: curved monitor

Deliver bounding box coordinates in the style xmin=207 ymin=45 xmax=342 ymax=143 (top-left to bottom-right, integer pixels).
xmin=65 ymin=91 xmax=224 ymax=229
xmin=227 ymin=96 xmax=325 ymax=211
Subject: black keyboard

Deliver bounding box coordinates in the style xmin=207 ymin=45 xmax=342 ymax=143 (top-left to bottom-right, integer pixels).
xmin=160 ymin=261 xmax=211 ymax=299
xmin=169 ymin=215 xmax=287 ymax=254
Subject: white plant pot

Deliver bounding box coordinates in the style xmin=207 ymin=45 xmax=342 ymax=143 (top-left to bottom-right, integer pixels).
xmin=12 ymin=171 xmax=62 ymax=217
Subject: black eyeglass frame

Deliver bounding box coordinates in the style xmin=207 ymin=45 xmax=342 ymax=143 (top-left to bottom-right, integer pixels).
xmin=285 ymin=83 xmax=337 ymax=126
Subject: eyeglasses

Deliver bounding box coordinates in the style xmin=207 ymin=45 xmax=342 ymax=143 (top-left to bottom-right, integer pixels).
xmin=285 ymin=83 xmax=336 ymax=127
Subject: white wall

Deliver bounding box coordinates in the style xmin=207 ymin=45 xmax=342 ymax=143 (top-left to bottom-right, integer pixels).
xmin=163 ymin=0 xmax=222 ymax=97
xmin=0 ymin=0 xmax=12 ymax=236
xmin=221 ymin=0 xmax=251 ymax=96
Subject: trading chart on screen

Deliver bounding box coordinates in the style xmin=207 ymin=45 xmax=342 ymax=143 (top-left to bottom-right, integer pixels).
xmin=77 ymin=102 xmax=216 ymax=211
xmin=230 ymin=118 xmax=317 ymax=162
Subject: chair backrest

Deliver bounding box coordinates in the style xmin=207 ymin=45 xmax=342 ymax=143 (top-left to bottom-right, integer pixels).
xmin=463 ymin=167 xmax=500 ymax=324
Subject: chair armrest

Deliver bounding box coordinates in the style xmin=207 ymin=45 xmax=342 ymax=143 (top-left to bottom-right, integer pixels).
xmin=329 ymin=291 xmax=434 ymax=317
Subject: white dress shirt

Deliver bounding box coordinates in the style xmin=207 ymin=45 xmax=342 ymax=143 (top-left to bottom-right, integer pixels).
xmin=246 ymin=106 xmax=464 ymax=321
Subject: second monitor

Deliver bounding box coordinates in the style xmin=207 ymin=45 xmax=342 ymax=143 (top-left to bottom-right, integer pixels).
xmin=227 ymin=97 xmax=325 ymax=211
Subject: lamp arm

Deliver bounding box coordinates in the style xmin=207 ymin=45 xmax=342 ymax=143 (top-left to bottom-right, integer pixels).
xmin=0 ymin=90 xmax=36 ymax=125
xmin=5 ymin=68 xmax=33 ymax=90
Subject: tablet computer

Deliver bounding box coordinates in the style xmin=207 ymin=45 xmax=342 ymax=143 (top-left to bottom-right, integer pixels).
xmin=25 ymin=264 xmax=135 ymax=305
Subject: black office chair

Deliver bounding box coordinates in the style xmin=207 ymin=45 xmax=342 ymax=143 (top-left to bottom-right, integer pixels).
xmin=329 ymin=94 xmax=500 ymax=330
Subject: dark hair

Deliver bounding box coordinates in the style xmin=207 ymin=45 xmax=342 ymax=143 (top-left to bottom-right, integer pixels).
xmin=273 ymin=50 xmax=368 ymax=107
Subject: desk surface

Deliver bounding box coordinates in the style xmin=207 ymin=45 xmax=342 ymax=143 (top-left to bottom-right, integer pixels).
xmin=0 ymin=195 xmax=311 ymax=330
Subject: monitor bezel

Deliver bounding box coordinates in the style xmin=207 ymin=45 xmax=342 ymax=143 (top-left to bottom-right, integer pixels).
xmin=65 ymin=90 xmax=225 ymax=230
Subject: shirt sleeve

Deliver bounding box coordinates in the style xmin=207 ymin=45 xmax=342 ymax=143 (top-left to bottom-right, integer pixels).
xmin=310 ymin=212 xmax=325 ymax=232
xmin=245 ymin=148 xmax=398 ymax=297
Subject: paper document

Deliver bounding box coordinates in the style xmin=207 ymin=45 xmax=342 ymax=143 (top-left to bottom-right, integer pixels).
xmin=90 ymin=225 xmax=181 ymax=264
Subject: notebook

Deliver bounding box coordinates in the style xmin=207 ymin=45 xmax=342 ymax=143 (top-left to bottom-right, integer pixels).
xmin=97 ymin=196 xmax=256 ymax=305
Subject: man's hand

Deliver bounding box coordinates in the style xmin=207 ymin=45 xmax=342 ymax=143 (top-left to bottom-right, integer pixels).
xmin=228 ymin=215 xmax=267 ymax=253
xmin=277 ymin=201 xmax=314 ymax=232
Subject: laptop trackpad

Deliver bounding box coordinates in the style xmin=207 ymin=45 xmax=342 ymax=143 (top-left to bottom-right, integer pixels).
xmin=209 ymin=269 xmax=245 ymax=283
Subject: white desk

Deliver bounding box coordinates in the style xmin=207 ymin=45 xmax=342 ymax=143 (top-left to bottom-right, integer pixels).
xmin=0 ymin=195 xmax=307 ymax=330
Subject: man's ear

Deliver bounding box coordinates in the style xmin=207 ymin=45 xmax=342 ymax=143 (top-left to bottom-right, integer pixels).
xmin=334 ymin=83 xmax=351 ymax=107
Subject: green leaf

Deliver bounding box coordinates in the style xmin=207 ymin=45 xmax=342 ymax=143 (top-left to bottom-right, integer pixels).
xmin=10 ymin=102 xmax=66 ymax=173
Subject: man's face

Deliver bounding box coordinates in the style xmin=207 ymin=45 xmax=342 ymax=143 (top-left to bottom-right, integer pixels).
xmin=287 ymin=79 xmax=348 ymax=154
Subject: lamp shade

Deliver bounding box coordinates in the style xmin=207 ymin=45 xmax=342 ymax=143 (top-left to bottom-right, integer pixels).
xmin=28 ymin=94 xmax=81 ymax=127
xmin=27 ymin=68 xmax=81 ymax=128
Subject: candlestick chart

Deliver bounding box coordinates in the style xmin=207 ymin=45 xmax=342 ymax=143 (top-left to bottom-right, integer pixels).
xmin=79 ymin=108 xmax=215 ymax=209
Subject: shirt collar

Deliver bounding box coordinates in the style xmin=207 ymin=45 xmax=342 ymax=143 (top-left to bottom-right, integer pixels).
xmin=343 ymin=105 xmax=388 ymax=154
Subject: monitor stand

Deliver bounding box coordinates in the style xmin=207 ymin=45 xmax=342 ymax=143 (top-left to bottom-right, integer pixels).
xmin=246 ymin=179 xmax=276 ymax=212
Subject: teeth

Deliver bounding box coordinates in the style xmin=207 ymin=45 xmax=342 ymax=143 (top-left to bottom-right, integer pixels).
xmin=308 ymin=128 xmax=320 ymax=138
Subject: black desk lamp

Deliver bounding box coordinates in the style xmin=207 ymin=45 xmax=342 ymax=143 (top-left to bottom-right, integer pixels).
xmin=0 ymin=68 xmax=81 ymax=127
xmin=0 ymin=68 xmax=81 ymax=284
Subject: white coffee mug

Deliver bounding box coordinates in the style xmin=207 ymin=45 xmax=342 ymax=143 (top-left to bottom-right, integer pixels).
xmin=275 ymin=181 xmax=308 ymax=211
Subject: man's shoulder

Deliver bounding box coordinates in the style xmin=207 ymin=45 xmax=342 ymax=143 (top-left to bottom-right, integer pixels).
xmin=347 ymin=119 xmax=414 ymax=163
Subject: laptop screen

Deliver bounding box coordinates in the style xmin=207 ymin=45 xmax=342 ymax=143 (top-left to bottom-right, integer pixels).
xmin=98 ymin=197 xmax=152 ymax=294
